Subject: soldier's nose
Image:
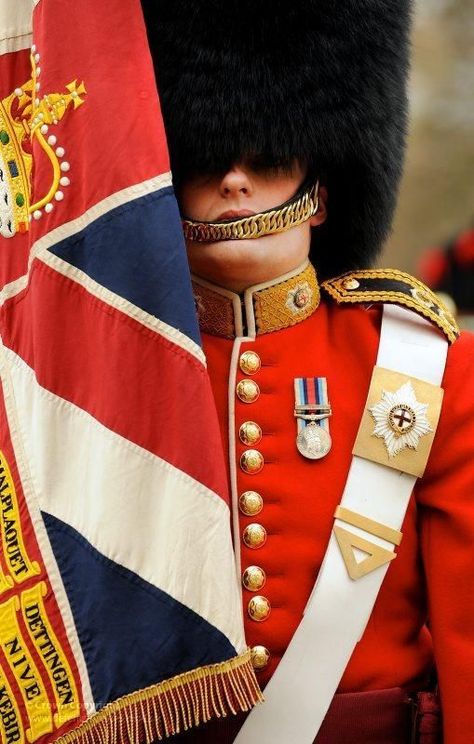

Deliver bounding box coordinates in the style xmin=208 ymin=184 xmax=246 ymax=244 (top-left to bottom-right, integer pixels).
xmin=219 ymin=167 xmax=253 ymax=198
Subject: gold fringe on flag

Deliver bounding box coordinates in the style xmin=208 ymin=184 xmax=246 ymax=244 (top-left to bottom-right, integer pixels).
xmin=54 ymin=650 xmax=263 ymax=743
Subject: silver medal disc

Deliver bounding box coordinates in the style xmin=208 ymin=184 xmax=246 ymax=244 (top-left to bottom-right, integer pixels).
xmin=296 ymin=422 xmax=332 ymax=460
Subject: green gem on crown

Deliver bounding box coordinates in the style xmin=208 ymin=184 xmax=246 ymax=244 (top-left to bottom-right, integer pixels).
xmin=0 ymin=130 xmax=10 ymax=145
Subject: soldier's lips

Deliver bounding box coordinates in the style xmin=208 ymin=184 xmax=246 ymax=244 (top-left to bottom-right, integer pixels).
xmin=215 ymin=209 xmax=256 ymax=221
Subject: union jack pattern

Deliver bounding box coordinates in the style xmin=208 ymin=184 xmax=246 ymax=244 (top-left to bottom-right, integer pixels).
xmin=0 ymin=1 xmax=260 ymax=742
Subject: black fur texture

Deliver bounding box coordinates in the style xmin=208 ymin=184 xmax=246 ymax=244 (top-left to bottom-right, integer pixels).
xmin=142 ymin=0 xmax=412 ymax=279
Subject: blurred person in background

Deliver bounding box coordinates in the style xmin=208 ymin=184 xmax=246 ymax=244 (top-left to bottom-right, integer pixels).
xmin=418 ymin=223 xmax=474 ymax=331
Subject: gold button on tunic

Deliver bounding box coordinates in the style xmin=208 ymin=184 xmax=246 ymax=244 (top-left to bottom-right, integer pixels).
xmin=239 ymin=351 xmax=261 ymax=375
xmin=239 ymin=421 xmax=263 ymax=446
xmin=243 ymin=523 xmax=267 ymax=549
xmin=242 ymin=565 xmax=267 ymax=592
xmin=251 ymin=645 xmax=270 ymax=670
xmin=236 ymin=379 xmax=260 ymax=403
xmin=239 ymin=491 xmax=264 ymax=516
xmin=240 ymin=449 xmax=264 ymax=474
xmin=248 ymin=595 xmax=271 ymax=622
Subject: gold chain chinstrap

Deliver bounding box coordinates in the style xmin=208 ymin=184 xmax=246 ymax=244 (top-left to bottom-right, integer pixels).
xmin=182 ymin=182 xmax=319 ymax=242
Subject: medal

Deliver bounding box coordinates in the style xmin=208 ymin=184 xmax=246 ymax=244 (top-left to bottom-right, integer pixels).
xmin=296 ymin=421 xmax=332 ymax=459
xmin=294 ymin=377 xmax=332 ymax=460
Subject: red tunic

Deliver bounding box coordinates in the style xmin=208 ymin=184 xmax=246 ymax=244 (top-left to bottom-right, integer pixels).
xmin=191 ymin=263 xmax=474 ymax=743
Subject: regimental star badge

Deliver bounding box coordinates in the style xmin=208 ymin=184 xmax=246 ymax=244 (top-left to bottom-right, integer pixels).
xmin=369 ymin=381 xmax=432 ymax=457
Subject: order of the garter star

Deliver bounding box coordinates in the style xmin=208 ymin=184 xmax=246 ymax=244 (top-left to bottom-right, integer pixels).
xmin=369 ymin=381 xmax=432 ymax=457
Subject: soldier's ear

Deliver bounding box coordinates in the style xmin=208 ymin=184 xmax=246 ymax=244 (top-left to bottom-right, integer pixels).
xmin=310 ymin=186 xmax=327 ymax=227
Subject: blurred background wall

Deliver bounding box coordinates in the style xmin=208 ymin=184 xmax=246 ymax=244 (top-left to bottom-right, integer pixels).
xmin=384 ymin=0 xmax=474 ymax=273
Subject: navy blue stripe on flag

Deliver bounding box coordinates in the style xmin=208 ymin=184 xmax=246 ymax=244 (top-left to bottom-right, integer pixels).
xmin=48 ymin=187 xmax=201 ymax=346
xmin=43 ymin=512 xmax=236 ymax=708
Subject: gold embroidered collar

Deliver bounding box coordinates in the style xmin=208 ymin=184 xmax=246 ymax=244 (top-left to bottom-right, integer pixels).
xmin=192 ymin=261 xmax=320 ymax=338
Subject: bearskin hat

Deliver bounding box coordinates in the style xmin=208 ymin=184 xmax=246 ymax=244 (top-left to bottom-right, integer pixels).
xmin=142 ymin=0 xmax=412 ymax=279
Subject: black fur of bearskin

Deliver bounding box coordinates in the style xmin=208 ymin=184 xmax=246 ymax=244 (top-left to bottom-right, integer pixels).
xmin=142 ymin=0 xmax=412 ymax=279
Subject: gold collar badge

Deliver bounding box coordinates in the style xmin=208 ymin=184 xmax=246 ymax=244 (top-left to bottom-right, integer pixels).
xmin=192 ymin=262 xmax=320 ymax=338
xmin=0 ymin=45 xmax=86 ymax=238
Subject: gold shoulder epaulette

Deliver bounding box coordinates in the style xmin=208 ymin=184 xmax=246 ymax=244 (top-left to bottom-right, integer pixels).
xmin=321 ymin=269 xmax=460 ymax=344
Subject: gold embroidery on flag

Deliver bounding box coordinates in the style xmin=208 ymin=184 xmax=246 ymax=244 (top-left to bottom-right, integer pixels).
xmin=0 ymin=46 xmax=86 ymax=238
xmin=0 ymin=569 xmax=13 ymax=596
xmin=0 ymin=596 xmax=53 ymax=741
xmin=0 ymin=452 xmax=40 ymax=585
xmin=20 ymin=582 xmax=80 ymax=728
xmin=0 ymin=662 xmax=24 ymax=744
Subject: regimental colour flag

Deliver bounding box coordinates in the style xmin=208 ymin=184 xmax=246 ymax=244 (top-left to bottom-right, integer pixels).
xmin=0 ymin=1 xmax=262 ymax=742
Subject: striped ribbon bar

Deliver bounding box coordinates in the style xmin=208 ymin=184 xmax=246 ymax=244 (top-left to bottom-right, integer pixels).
xmin=294 ymin=377 xmax=332 ymax=459
xmin=294 ymin=377 xmax=331 ymax=433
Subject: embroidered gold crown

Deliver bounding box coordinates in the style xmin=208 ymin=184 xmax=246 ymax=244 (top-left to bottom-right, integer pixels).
xmin=0 ymin=45 xmax=86 ymax=238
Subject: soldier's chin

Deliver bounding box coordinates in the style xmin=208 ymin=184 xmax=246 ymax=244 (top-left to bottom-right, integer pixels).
xmin=187 ymin=237 xmax=242 ymax=263
xmin=210 ymin=236 xmax=268 ymax=250
xmin=186 ymin=232 xmax=300 ymax=291
xmin=186 ymin=233 xmax=279 ymax=263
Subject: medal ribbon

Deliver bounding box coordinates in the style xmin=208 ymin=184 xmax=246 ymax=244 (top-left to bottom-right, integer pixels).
xmin=294 ymin=377 xmax=330 ymax=434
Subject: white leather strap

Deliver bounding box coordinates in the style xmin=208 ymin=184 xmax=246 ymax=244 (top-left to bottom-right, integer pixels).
xmin=235 ymin=305 xmax=448 ymax=743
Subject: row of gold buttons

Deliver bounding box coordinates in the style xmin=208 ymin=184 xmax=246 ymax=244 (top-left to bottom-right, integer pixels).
xmin=237 ymin=352 xmax=265 ymax=474
xmin=237 ymin=351 xmax=271 ymax=670
xmin=240 ymin=493 xmax=271 ymax=669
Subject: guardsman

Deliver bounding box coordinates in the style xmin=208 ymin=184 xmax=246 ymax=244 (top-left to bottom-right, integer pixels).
xmin=142 ymin=1 xmax=474 ymax=741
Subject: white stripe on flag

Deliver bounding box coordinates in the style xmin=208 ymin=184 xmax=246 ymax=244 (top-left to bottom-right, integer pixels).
xmin=1 ymin=173 xmax=171 ymax=297
xmin=0 ymin=173 xmax=205 ymax=365
xmin=0 ymin=0 xmax=33 ymax=54
xmin=5 ymin=347 xmax=245 ymax=653
xmin=40 ymin=251 xmax=206 ymax=365
xmin=0 ymin=340 xmax=95 ymax=716
xmin=28 ymin=173 xmax=173 ymax=269
xmin=0 ymin=174 xmax=204 ymax=362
